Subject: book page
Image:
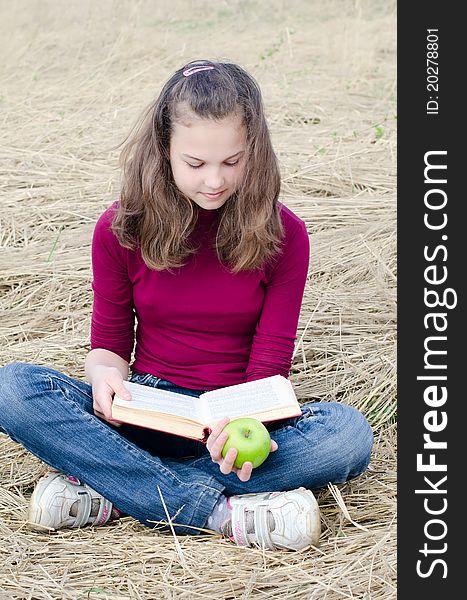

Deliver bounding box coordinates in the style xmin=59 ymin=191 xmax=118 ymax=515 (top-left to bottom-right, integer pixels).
xmin=113 ymin=381 xmax=205 ymax=423
xmin=204 ymin=375 xmax=297 ymax=421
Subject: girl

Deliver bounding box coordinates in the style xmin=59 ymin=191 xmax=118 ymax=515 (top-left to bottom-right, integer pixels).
xmin=0 ymin=60 xmax=373 ymax=551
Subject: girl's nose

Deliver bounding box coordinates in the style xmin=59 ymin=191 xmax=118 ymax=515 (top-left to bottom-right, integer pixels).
xmin=204 ymin=168 xmax=225 ymax=191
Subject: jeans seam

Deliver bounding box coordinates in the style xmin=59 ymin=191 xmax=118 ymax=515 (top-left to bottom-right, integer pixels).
xmin=46 ymin=372 xmax=91 ymax=396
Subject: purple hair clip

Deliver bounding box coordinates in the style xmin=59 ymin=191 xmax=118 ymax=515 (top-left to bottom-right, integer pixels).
xmin=183 ymin=65 xmax=215 ymax=77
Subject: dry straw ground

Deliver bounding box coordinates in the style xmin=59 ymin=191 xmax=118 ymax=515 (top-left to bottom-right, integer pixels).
xmin=0 ymin=1 xmax=396 ymax=598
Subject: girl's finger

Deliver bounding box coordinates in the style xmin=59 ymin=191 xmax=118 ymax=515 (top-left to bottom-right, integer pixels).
xmin=219 ymin=447 xmax=237 ymax=475
xmin=94 ymin=396 xmax=111 ymax=419
xmin=114 ymin=385 xmax=131 ymax=400
xmin=213 ymin=416 xmax=230 ymax=437
xmin=206 ymin=416 xmax=229 ymax=451
xmin=210 ymin=430 xmax=229 ymax=460
xmin=237 ymin=461 xmax=253 ymax=482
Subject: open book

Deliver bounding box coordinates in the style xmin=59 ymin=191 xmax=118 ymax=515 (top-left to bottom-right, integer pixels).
xmin=111 ymin=375 xmax=302 ymax=442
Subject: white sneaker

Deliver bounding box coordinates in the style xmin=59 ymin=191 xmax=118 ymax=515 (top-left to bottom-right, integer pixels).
xmin=28 ymin=470 xmax=113 ymax=530
xmin=222 ymin=487 xmax=321 ymax=551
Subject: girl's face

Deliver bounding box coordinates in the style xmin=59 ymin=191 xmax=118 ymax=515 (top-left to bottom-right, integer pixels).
xmin=169 ymin=111 xmax=247 ymax=210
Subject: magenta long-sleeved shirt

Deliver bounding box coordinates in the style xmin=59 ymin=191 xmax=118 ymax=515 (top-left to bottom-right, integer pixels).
xmin=90 ymin=201 xmax=309 ymax=390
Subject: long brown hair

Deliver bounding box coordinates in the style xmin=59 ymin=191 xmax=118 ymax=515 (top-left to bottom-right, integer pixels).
xmin=112 ymin=60 xmax=284 ymax=272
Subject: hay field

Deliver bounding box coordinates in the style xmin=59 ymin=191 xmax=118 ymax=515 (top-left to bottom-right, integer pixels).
xmin=0 ymin=1 xmax=396 ymax=598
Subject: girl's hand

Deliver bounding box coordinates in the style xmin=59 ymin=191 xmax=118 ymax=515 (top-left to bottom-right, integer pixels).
xmin=91 ymin=366 xmax=131 ymax=426
xmin=206 ymin=416 xmax=278 ymax=482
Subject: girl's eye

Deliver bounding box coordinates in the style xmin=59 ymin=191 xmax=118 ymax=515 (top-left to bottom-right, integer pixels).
xmin=186 ymin=160 xmax=239 ymax=169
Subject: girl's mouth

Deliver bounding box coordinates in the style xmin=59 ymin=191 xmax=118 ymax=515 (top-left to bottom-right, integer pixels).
xmin=202 ymin=190 xmax=226 ymax=199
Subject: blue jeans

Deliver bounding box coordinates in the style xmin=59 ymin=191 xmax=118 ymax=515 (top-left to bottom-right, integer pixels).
xmin=0 ymin=362 xmax=373 ymax=535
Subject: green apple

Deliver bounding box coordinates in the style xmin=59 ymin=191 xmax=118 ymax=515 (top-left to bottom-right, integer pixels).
xmin=221 ymin=417 xmax=271 ymax=469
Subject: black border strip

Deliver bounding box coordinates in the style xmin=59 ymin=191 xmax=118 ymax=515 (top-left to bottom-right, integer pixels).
xmin=398 ymin=3 xmax=462 ymax=595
